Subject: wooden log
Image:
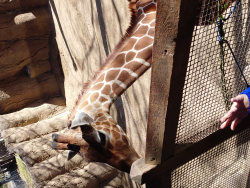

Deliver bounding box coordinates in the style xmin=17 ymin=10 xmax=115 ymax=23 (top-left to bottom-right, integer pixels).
xmin=0 ymin=7 xmax=51 ymax=41
xmin=0 ymin=97 xmax=66 ymax=131
xmin=0 ymin=73 xmax=60 ymax=114
xmin=0 ymin=38 xmax=49 ymax=81
xmin=2 ymin=113 xmax=68 ymax=146
xmin=25 ymin=60 xmax=51 ymax=78
xmin=0 ymin=0 xmax=48 ymax=12
xmin=145 ymin=0 xmax=200 ymax=165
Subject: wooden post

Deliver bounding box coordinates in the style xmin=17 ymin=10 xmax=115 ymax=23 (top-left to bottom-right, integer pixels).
xmin=145 ymin=0 xmax=200 ymax=165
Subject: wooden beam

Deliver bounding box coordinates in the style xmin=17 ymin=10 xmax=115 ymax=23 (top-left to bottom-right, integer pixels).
xmin=131 ymin=115 xmax=250 ymax=184
xmin=145 ymin=0 xmax=200 ymax=165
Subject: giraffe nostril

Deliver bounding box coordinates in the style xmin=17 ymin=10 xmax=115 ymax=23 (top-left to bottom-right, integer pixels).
xmin=52 ymin=134 xmax=59 ymax=141
xmin=51 ymin=141 xmax=57 ymax=149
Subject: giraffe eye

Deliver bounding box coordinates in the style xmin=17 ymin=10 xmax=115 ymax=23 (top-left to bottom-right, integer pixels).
xmin=99 ymin=132 xmax=106 ymax=146
xmin=67 ymin=144 xmax=80 ymax=152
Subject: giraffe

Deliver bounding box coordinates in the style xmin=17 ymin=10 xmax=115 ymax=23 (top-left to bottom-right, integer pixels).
xmin=52 ymin=0 xmax=156 ymax=173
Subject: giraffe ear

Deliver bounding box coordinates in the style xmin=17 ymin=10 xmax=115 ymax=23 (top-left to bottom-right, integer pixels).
xmin=70 ymin=111 xmax=94 ymax=129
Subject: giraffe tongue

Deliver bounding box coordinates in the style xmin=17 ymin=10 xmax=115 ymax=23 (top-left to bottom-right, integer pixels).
xmin=67 ymin=150 xmax=78 ymax=161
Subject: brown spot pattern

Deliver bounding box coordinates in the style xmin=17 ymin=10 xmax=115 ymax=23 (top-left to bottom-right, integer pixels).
xmin=107 ymin=53 xmax=126 ymax=69
xmin=90 ymin=93 xmax=99 ymax=103
xmin=125 ymin=51 xmax=136 ymax=63
xmin=106 ymin=70 xmax=119 ymax=82
xmin=112 ymin=130 xmax=120 ymax=140
xmin=96 ymin=73 xmax=105 ymax=83
xmin=143 ymin=3 xmax=156 ymax=14
xmin=141 ymin=13 xmax=155 ymax=24
xmin=99 ymin=96 xmax=108 ymax=103
xmin=115 ymin=141 xmax=124 ymax=148
xmin=112 ymin=82 xmax=125 ymax=96
xmin=92 ymin=83 xmax=104 ymax=91
xmin=79 ymin=100 xmax=88 ymax=109
xmin=117 ymin=70 xmax=137 ymax=86
xmin=134 ymin=36 xmax=153 ymax=51
xmin=133 ymin=25 xmax=149 ymax=37
xmin=103 ymin=128 xmax=110 ymax=135
xmin=102 ymin=85 xmax=111 ymax=95
xmin=122 ymin=38 xmax=137 ymax=51
xmin=150 ymin=21 xmax=155 ymax=27
xmin=124 ymin=61 xmax=144 ymax=72
xmin=136 ymin=45 xmax=153 ymax=60
xmin=148 ymin=27 xmax=155 ymax=37
xmin=122 ymin=135 xmax=129 ymax=145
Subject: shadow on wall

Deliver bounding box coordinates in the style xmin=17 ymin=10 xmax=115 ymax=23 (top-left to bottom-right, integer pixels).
xmin=48 ymin=0 xmax=131 ymax=132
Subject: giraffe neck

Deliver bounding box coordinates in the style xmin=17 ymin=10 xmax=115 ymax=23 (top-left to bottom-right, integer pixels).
xmin=72 ymin=1 xmax=156 ymax=120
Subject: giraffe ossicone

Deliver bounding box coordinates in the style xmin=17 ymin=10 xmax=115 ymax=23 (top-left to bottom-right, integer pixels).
xmin=52 ymin=0 xmax=157 ymax=173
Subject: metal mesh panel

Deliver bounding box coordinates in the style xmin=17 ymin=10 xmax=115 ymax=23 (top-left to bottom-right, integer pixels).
xmin=172 ymin=127 xmax=250 ymax=187
xmin=176 ymin=0 xmax=250 ymax=145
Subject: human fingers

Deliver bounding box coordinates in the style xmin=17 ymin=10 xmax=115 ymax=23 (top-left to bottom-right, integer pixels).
xmin=231 ymin=95 xmax=244 ymax=103
xmin=221 ymin=118 xmax=232 ymax=129
xmin=221 ymin=106 xmax=238 ymax=123
xmin=230 ymin=117 xmax=242 ymax=131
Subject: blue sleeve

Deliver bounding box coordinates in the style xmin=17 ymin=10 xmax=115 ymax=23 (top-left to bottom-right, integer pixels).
xmin=240 ymin=87 xmax=250 ymax=114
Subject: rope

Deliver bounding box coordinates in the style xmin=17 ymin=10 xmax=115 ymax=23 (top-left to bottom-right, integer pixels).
xmin=216 ymin=0 xmax=250 ymax=110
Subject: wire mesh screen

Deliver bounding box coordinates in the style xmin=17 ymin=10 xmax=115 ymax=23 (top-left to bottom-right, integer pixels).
xmin=176 ymin=0 xmax=250 ymax=145
xmin=172 ymin=127 xmax=250 ymax=187
xmin=0 ymin=135 xmax=11 ymax=159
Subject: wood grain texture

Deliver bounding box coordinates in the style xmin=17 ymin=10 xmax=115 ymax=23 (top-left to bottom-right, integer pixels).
xmin=145 ymin=0 xmax=200 ymax=165
xmin=131 ymin=115 xmax=250 ymax=184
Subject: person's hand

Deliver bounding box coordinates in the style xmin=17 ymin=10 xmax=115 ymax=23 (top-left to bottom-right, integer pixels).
xmin=220 ymin=94 xmax=249 ymax=130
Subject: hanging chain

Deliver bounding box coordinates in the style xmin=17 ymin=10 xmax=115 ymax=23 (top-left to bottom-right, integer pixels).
xmin=216 ymin=0 xmax=249 ymax=110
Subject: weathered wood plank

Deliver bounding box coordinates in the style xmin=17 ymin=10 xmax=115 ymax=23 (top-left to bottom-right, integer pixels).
xmin=145 ymin=0 xmax=200 ymax=165
xmin=131 ymin=115 xmax=250 ymax=184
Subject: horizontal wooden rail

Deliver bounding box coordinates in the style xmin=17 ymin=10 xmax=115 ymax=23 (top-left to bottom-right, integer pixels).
xmin=131 ymin=115 xmax=250 ymax=184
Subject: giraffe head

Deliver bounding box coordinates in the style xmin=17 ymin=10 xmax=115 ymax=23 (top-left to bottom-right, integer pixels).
xmin=52 ymin=111 xmax=140 ymax=173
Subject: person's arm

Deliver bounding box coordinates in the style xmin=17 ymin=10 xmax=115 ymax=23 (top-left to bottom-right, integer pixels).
xmin=220 ymin=87 xmax=250 ymax=130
